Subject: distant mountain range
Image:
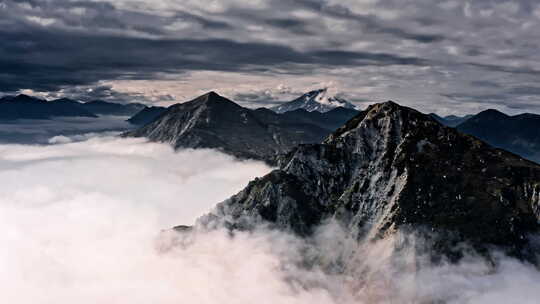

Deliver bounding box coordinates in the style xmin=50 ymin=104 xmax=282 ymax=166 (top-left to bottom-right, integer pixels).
xmin=191 ymin=101 xmax=540 ymax=263
xmin=429 ymin=113 xmax=473 ymax=127
xmin=0 ymin=94 xmax=145 ymax=120
xmin=456 ymin=109 xmax=540 ymax=163
xmin=271 ymin=88 xmax=357 ymax=113
xmin=125 ymin=92 xmax=359 ymax=163
xmin=81 ymin=100 xmax=145 ymax=116
xmin=127 ymin=106 xmax=167 ymax=125
xmin=4 ymin=91 xmax=540 ymax=165
xmin=0 ymin=95 xmax=97 ymax=120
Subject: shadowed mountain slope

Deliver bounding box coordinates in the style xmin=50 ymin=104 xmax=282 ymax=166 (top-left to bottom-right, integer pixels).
xmin=196 ymin=101 xmax=540 ymax=262
xmin=457 ymin=109 xmax=540 ymax=163
xmin=125 ymin=92 xmax=349 ymax=163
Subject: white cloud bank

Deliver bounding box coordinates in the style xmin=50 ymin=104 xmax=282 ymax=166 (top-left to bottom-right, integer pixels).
xmin=0 ymin=136 xmax=274 ymax=303
xmin=0 ymin=135 xmax=539 ymax=303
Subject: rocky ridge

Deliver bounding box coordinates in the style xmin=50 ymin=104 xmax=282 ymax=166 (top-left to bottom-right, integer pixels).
xmin=196 ymin=101 xmax=540 ymax=261
xmin=125 ymin=92 xmax=357 ymax=163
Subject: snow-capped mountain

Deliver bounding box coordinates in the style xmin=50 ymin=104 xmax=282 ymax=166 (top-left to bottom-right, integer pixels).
xmin=124 ymin=92 xmax=356 ymax=164
xmin=271 ymin=88 xmax=357 ymax=113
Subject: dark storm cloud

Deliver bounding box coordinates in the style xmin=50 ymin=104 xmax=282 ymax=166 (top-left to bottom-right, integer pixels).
xmin=310 ymin=50 xmax=427 ymax=66
xmin=232 ymin=92 xmax=281 ymax=105
xmin=2 ymin=0 xmax=540 ymax=114
xmin=470 ymin=81 xmax=502 ymax=88
xmin=49 ymin=85 xmax=159 ymax=104
xmin=468 ymin=63 xmax=540 ymax=77
xmin=441 ymin=87 xmax=540 ymax=111
xmin=264 ymin=18 xmax=314 ymax=35
xmin=0 ymin=27 xmax=425 ymax=91
xmin=507 ymin=86 xmax=540 ymax=96
xmin=0 ymin=1 xmax=427 ymax=93
xmin=293 ymin=0 xmax=446 ymax=43
xmin=172 ymin=11 xmax=233 ymax=30
xmin=441 ymin=93 xmax=509 ymax=104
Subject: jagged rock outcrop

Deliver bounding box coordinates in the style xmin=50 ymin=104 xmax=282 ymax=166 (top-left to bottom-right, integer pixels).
xmin=198 ymin=101 xmax=540 ymax=261
xmin=125 ymin=92 xmax=352 ymax=163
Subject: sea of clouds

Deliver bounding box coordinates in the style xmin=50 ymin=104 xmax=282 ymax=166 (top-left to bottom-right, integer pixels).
xmin=1 ymin=134 xmax=540 ymax=303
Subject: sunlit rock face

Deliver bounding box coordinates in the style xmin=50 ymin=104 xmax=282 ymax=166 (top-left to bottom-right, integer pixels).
xmin=198 ymin=101 xmax=540 ymax=262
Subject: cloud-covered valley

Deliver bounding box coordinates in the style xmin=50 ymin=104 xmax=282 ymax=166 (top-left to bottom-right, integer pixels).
xmin=0 ymin=136 xmax=274 ymax=303
xmin=0 ymin=134 xmax=539 ymax=303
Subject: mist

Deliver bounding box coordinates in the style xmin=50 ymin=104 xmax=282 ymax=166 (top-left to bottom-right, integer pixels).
xmin=1 ymin=135 xmax=540 ymax=303
xmin=0 ymin=116 xmax=133 ymax=144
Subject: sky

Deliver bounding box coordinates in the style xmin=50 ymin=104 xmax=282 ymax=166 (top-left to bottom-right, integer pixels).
xmin=1 ymin=0 xmax=540 ymax=115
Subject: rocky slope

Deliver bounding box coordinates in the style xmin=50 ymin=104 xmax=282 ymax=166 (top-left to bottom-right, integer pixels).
xmin=457 ymin=109 xmax=540 ymax=163
xmin=125 ymin=92 xmax=340 ymax=163
xmin=271 ymin=88 xmax=357 ymax=113
xmin=197 ymin=101 xmax=540 ymax=261
xmin=81 ymin=100 xmax=145 ymax=116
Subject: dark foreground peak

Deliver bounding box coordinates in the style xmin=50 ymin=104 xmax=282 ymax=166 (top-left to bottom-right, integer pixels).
xmin=195 ymin=99 xmax=540 ymax=263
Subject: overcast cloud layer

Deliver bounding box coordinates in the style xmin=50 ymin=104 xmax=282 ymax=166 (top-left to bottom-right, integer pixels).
xmin=1 ymin=0 xmax=540 ymax=114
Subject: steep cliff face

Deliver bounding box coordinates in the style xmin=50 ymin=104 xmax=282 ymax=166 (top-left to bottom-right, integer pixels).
xmin=199 ymin=101 xmax=540 ymax=260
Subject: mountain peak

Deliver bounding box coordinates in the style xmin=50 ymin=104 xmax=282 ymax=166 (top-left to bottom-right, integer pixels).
xmin=271 ymin=88 xmax=357 ymax=113
xmin=204 ymin=91 xmax=220 ymax=98
xmin=125 ymin=92 xmax=338 ymax=163
xmin=476 ymin=108 xmax=509 ymax=119
xmin=328 ymin=100 xmax=426 ymax=141
xmin=198 ymin=100 xmax=540 ymax=262
xmin=187 ymin=91 xmax=240 ymax=109
xmin=366 ymin=100 xmax=401 ymax=112
xmin=364 ymin=100 xmax=418 ymax=119
xmin=6 ymin=94 xmax=46 ymax=103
